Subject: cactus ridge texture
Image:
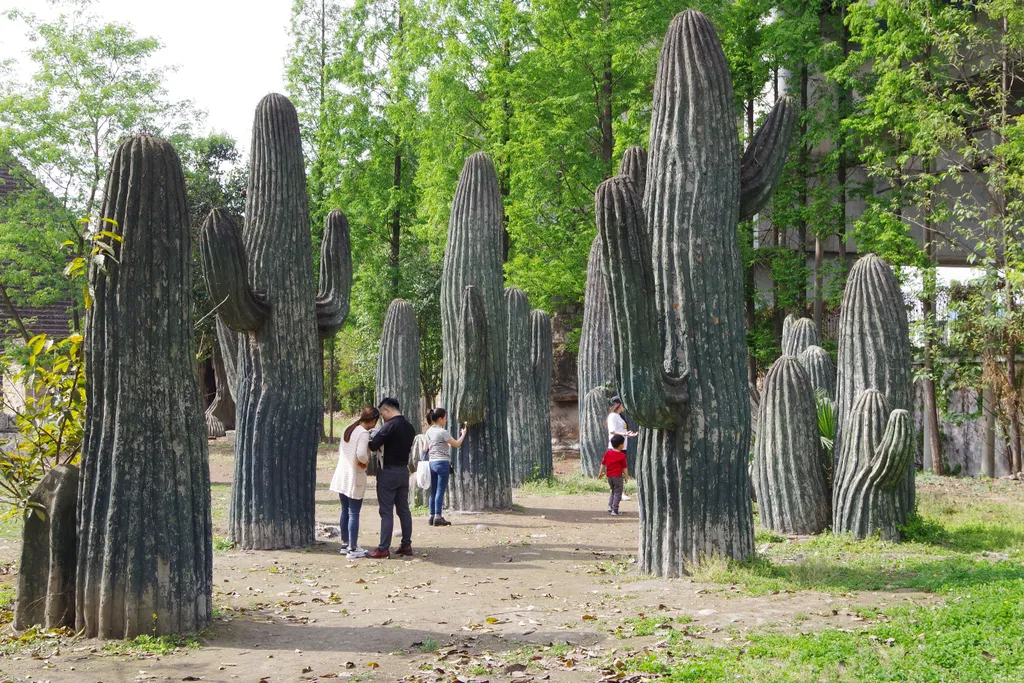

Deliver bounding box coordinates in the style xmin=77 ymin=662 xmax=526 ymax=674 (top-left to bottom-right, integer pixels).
xmin=201 ymin=94 xmax=349 ymax=549
xmin=581 ymin=386 xmax=611 ymax=477
xmin=834 ymin=254 xmax=914 ymax=520
xmin=595 ymin=9 xmax=796 ymax=576
xmin=78 ymin=134 xmax=211 ymax=638
xmin=377 ymin=299 xmax=422 ymax=435
xmin=441 ymin=153 xmax=512 ymax=510
xmin=832 ymin=390 xmax=913 ymax=540
xmin=739 ymin=96 xmax=797 ymax=220
xmin=799 ymin=345 xmax=836 ymax=400
xmin=578 ymin=235 xmax=617 ymax=476
xmin=753 ymin=356 xmax=831 ymax=534
xmin=205 ymin=344 xmax=235 ymax=436
xmin=506 ymin=288 xmax=541 ymax=485
xmin=530 ymin=308 xmax=554 ymax=480
xmin=782 ymin=317 xmax=820 ymax=357
xmin=619 ymin=146 xmax=648 ymax=204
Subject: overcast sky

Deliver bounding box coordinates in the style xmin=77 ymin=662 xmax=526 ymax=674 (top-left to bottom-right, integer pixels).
xmin=0 ymin=0 xmax=293 ymax=153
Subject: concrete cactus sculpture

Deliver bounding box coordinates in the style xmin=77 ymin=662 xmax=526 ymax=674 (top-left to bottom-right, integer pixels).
xmin=834 ymin=254 xmax=914 ymax=520
xmin=200 ymin=94 xmax=351 ymax=549
xmin=782 ymin=317 xmax=820 ymax=357
xmin=531 ymin=309 xmax=554 ymax=480
xmin=205 ymin=344 xmax=234 ymax=438
xmin=441 ymin=153 xmax=512 ymax=510
xmin=595 ymin=10 xmax=796 ymax=576
xmin=753 ymin=357 xmax=831 ymax=534
xmin=799 ymin=345 xmax=836 ymax=400
xmin=16 ymin=465 xmax=78 ymax=630
xmin=832 ymin=390 xmax=913 ymax=540
xmin=78 ymin=134 xmax=211 ymax=638
xmin=506 ymin=288 xmax=544 ymax=485
xmin=377 ymin=299 xmax=422 ymax=439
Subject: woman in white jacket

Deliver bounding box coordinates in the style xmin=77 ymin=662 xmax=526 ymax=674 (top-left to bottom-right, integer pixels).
xmin=330 ymin=407 xmax=379 ymax=558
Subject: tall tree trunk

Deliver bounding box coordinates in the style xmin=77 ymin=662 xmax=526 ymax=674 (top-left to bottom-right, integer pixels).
xmin=0 ymin=282 xmax=31 ymax=343
xmin=600 ymin=1 xmax=613 ymax=178
xmin=922 ymin=162 xmax=942 ymax=475
xmin=982 ymin=382 xmax=996 ymax=477
xmin=797 ymin=63 xmax=809 ymax=308
xmin=391 ymin=148 xmax=402 ymax=298
xmin=744 ymin=98 xmax=757 ymax=384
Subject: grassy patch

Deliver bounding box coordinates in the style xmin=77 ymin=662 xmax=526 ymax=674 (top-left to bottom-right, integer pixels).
xmin=213 ymin=536 xmax=233 ymax=552
xmin=417 ymin=637 xmax=439 ymax=653
xmin=616 ymin=577 xmax=1024 ymax=681
xmin=0 ymin=583 xmax=14 ymax=624
xmin=103 ymin=631 xmax=206 ymax=655
xmin=518 ymin=473 xmax=638 ymax=496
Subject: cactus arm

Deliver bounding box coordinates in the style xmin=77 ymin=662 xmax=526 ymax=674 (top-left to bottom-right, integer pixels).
xmin=739 ymin=96 xmax=797 ymax=220
xmin=315 ymin=209 xmax=352 ymax=339
xmin=872 ymin=409 xmax=914 ymax=489
xmin=199 ymin=208 xmax=270 ymax=332
xmin=619 ymin=146 xmax=648 ymax=201
xmin=453 ymin=285 xmax=488 ymax=426
xmin=595 ymin=175 xmax=688 ymax=429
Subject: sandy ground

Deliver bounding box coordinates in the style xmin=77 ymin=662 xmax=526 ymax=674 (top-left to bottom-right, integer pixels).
xmin=0 ymin=439 xmax=931 ymax=683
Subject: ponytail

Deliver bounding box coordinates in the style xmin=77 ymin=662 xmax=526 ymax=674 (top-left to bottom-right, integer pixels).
xmin=344 ymin=406 xmax=380 ymax=442
xmin=427 ymin=407 xmax=447 ymax=425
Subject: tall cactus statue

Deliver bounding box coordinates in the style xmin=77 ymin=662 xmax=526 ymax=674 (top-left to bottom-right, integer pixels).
xmin=834 ymin=254 xmax=913 ymax=520
xmin=377 ymin=299 xmax=422 ymax=438
xmin=200 ymin=94 xmax=351 ymax=549
xmin=595 ymin=10 xmax=796 ymax=576
xmin=531 ymin=309 xmax=554 ymax=479
xmin=441 ymin=153 xmax=512 ymax=510
xmin=577 ymin=236 xmax=614 ymax=476
xmin=782 ymin=317 xmax=820 ymax=357
xmin=753 ymin=357 xmax=831 ymax=534
xmin=77 ymin=134 xmax=211 ymax=638
xmin=833 ymin=390 xmax=913 ymax=540
xmin=506 ymin=288 xmax=542 ymax=485
xmin=799 ymin=345 xmax=836 ymax=399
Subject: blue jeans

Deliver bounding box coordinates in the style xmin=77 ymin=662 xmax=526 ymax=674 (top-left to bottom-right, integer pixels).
xmin=339 ymin=494 xmax=363 ymax=550
xmin=429 ymin=460 xmax=450 ymax=516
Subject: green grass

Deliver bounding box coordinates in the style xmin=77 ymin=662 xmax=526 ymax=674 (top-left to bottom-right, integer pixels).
xmin=518 ymin=472 xmax=639 ymax=496
xmin=0 ymin=583 xmax=14 ymax=625
xmin=102 ymin=632 xmax=207 ymax=655
xmin=417 ymin=637 xmax=439 ymax=653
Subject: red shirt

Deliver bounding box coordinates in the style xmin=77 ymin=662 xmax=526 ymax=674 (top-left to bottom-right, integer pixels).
xmin=602 ymin=449 xmax=628 ymax=478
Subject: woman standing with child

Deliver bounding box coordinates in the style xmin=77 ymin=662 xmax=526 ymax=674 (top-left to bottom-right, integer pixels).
xmin=424 ymin=408 xmax=467 ymax=527
xmin=330 ymin=407 xmax=380 ymax=558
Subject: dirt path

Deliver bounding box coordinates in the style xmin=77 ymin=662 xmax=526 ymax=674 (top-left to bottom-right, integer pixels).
xmin=1 ymin=443 xmax=933 ymax=683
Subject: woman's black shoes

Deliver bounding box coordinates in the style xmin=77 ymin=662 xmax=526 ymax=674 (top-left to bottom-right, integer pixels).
xmin=433 ymin=517 xmax=452 ymax=527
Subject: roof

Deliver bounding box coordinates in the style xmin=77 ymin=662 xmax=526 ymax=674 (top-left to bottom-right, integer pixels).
xmin=0 ymin=157 xmax=76 ymax=341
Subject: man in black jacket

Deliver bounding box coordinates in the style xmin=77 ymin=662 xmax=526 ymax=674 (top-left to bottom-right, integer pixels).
xmin=367 ymin=397 xmax=416 ymax=559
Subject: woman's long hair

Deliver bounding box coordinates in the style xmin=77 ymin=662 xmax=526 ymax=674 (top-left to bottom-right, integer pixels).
xmin=344 ymin=407 xmax=380 ymax=442
xmin=426 ymin=407 xmax=447 ymax=425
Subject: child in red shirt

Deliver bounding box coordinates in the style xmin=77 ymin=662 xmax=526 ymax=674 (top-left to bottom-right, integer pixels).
xmin=599 ymin=434 xmax=629 ymax=515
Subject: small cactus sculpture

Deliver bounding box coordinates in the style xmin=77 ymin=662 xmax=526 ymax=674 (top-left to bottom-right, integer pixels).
xmin=531 ymin=309 xmax=554 ymax=480
xmin=377 ymin=299 xmax=422 ymax=439
xmin=798 ymin=345 xmax=836 ymax=399
xmin=200 ymin=94 xmax=351 ymax=549
xmin=832 ymin=390 xmax=913 ymax=540
xmin=577 ymin=236 xmax=615 ymax=477
xmin=78 ymin=134 xmax=211 ymax=638
xmin=595 ymin=10 xmax=796 ymax=576
xmin=834 ymin=254 xmax=913 ymax=520
xmin=782 ymin=317 xmax=819 ymax=357
xmin=441 ymin=153 xmax=512 ymax=510
xmin=753 ymin=357 xmax=831 ymax=534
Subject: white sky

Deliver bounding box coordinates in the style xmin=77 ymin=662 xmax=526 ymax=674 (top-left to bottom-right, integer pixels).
xmin=0 ymin=0 xmax=293 ymax=153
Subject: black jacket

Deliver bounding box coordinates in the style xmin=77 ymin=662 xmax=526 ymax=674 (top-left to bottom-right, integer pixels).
xmin=368 ymin=414 xmax=416 ymax=469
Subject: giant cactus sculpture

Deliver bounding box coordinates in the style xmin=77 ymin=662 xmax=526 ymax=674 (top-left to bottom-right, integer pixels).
xmin=833 ymin=390 xmax=913 ymax=540
xmin=77 ymin=134 xmax=211 ymax=638
xmin=441 ymin=153 xmax=512 ymax=510
xmin=377 ymin=299 xmax=422 ymax=438
xmin=782 ymin=317 xmax=820 ymax=357
xmin=834 ymin=254 xmax=914 ymax=520
xmin=577 ymin=236 xmax=615 ymax=477
xmin=531 ymin=309 xmax=554 ymax=479
xmin=753 ymin=357 xmax=831 ymax=534
xmin=595 ymin=10 xmax=796 ymax=576
xmin=799 ymin=345 xmax=836 ymax=400
xmin=200 ymin=94 xmax=351 ymax=549
xmin=205 ymin=343 xmax=234 ymax=438
xmin=506 ymin=287 xmax=543 ymax=485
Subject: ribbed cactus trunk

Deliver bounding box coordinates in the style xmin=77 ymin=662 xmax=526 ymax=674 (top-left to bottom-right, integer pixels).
xmin=782 ymin=317 xmax=819 ymax=357
xmin=200 ymin=94 xmax=350 ymax=549
xmin=833 ymin=390 xmax=913 ymax=540
xmin=798 ymin=345 xmax=836 ymax=400
xmin=441 ymin=153 xmax=511 ymax=510
xmin=753 ymin=357 xmax=831 ymax=534
xmin=531 ymin=309 xmax=554 ymax=480
xmin=596 ymin=10 xmax=795 ymax=576
xmin=78 ymin=134 xmax=211 ymax=638
xmin=506 ymin=287 xmax=543 ymax=485
xmin=377 ymin=299 xmax=422 ymax=436
xmin=577 ymin=236 xmax=615 ymax=477
xmin=834 ymin=254 xmax=914 ymax=520
xmin=216 ymin=319 xmax=239 ymax=401
xmin=205 ymin=344 xmax=234 ymax=437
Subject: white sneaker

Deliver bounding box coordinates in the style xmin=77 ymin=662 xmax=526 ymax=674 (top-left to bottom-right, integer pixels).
xmin=621 ymin=494 xmax=632 ymax=501
xmin=347 ymin=548 xmax=368 ymax=559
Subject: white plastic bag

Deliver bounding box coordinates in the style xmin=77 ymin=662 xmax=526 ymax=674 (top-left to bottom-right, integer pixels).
xmin=415 ymin=460 xmax=431 ymax=490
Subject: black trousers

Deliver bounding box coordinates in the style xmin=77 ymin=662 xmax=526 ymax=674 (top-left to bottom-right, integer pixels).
xmin=376 ymin=467 xmax=412 ymax=549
